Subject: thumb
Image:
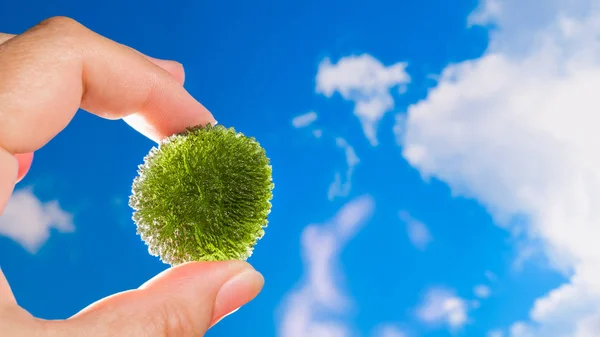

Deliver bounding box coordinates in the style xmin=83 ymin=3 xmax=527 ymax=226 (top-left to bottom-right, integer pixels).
xmin=0 ymin=268 xmax=16 ymax=307
xmin=0 ymin=268 xmax=42 ymax=336
xmin=62 ymin=261 xmax=264 ymax=337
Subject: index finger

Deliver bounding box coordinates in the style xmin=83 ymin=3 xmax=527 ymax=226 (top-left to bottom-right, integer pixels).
xmin=0 ymin=17 xmax=216 ymax=210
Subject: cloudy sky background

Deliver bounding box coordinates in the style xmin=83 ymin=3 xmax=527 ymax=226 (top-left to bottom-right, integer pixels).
xmin=1 ymin=0 xmax=598 ymax=336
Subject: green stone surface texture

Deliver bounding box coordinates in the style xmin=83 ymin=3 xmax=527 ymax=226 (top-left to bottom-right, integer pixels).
xmin=129 ymin=124 xmax=273 ymax=265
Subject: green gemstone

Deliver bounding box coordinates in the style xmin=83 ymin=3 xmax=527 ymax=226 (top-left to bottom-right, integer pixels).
xmin=129 ymin=124 xmax=274 ymax=265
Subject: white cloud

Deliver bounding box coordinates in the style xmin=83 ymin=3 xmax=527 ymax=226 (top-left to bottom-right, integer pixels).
xmin=328 ymin=138 xmax=360 ymax=201
xmin=400 ymin=0 xmax=600 ymax=335
xmin=316 ymin=54 xmax=410 ymax=146
xmin=467 ymin=0 xmax=502 ymax=27
xmin=393 ymin=114 xmax=407 ymax=147
xmin=509 ymin=322 xmax=535 ymax=337
xmin=0 ymin=188 xmax=74 ymax=253
xmin=416 ymin=287 xmax=470 ymax=330
xmin=474 ymin=285 xmax=491 ymax=299
xmin=485 ymin=271 xmax=498 ymax=282
xmin=399 ymin=211 xmax=432 ymax=251
xmin=375 ymin=325 xmax=406 ymax=337
xmin=293 ymin=111 xmax=319 ymax=128
xmin=279 ymin=195 xmax=375 ymax=337
xmin=488 ymin=330 xmax=505 ymax=337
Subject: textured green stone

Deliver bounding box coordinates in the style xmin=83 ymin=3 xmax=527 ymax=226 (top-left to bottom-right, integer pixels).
xmin=129 ymin=124 xmax=273 ymax=265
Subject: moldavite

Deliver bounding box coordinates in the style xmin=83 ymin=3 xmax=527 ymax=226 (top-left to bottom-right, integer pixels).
xmin=129 ymin=124 xmax=273 ymax=265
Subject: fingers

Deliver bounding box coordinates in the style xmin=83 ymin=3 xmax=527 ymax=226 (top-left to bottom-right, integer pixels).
xmin=0 ymin=32 xmax=186 ymax=110
xmin=0 ymin=16 xmax=213 ymax=154
xmin=3 ymin=34 xmax=187 ymax=184
xmin=63 ymin=261 xmax=264 ymax=337
xmin=0 ymin=16 xmax=213 ymax=206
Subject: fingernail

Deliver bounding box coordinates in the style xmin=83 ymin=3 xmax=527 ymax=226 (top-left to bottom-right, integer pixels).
xmin=210 ymin=268 xmax=264 ymax=327
xmin=15 ymin=152 xmax=33 ymax=184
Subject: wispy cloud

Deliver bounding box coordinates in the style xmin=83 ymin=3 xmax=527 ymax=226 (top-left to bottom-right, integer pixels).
xmin=474 ymin=285 xmax=491 ymax=299
xmin=375 ymin=324 xmax=407 ymax=337
xmin=393 ymin=114 xmax=407 ymax=147
xmin=292 ymin=111 xmax=318 ymax=128
xmin=279 ymin=195 xmax=375 ymax=337
xmin=487 ymin=330 xmax=505 ymax=337
xmin=400 ymin=0 xmax=600 ymax=335
xmin=415 ymin=287 xmax=470 ymax=330
xmin=485 ymin=271 xmax=498 ymax=282
xmin=399 ymin=211 xmax=432 ymax=251
xmin=316 ymin=54 xmax=410 ymax=146
xmin=0 ymin=188 xmax=74 ymax=253
xmin=328 ymin=138 xmax=360 ymax=201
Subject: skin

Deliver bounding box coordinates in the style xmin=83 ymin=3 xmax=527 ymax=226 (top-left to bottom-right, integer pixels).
xmin=0 ymin=17 xmax=264 ymax=336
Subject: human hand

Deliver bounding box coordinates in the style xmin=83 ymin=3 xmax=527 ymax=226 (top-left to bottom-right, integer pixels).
xmin=0 ymin=17 xmax=264 ymax=336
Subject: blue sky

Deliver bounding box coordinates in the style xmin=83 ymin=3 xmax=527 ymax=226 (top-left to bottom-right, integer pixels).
xmin=3 ymin=1 xmax=600 ymax=336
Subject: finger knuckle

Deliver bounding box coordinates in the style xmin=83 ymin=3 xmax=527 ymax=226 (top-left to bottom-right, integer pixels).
xmin=32 ymin=16 xmax=90 ymax=44
xmin=26 ymin=16 xmax=91 ymax=61
xmin=37 ymin=16 xmax=85 ymax=33
xmin=158 ymin=302 xmax=200 ymax=337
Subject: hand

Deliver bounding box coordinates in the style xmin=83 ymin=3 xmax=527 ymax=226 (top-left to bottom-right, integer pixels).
xmin=0 ymin=17 xmax=264 ymax=336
